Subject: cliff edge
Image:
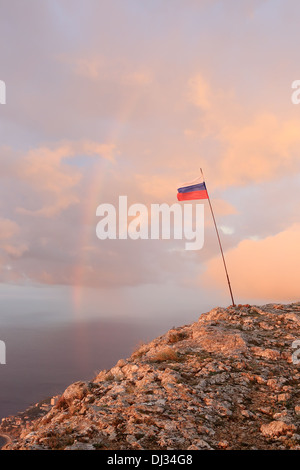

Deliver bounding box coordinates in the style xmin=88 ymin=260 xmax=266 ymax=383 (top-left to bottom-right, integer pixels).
xmin=3 ymin=303 xmax=300 ymax=450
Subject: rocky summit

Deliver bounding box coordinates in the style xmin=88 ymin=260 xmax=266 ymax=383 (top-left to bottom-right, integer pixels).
xmin=3 ymin=302 xmax=300 ymax=450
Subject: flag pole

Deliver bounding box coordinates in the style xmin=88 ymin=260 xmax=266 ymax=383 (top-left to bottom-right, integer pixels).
xmin=200 ymin=168 xmax=236 ymax=307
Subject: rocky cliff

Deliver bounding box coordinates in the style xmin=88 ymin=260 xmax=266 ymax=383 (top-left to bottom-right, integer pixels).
xmin=3 ymin=302 xmax=300 ymax=450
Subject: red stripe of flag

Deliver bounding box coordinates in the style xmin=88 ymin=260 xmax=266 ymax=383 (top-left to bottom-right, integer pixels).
xmin=177 ymin=190 xmax=208 ymax=201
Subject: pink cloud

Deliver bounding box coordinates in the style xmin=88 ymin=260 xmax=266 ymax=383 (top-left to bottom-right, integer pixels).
xmin=8 ymin=140 xmax=118 ymax=217
xmin=204 ymin=223 xmax=300 ymax=302
xmin=217 ymin=114 xmax=300 ymax=186
xmin=0 ymin=218 xmax=28 ymax=262
xmin=0 ymin=218 xmax=19 ymax=240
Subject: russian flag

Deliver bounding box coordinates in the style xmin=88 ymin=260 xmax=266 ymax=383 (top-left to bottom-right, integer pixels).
xmin=177 ymin=179 xmax=208 ymax=201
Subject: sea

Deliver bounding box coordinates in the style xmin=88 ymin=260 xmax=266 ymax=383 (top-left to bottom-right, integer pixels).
xmin=0 ymin=316 xmax=167 ymax=423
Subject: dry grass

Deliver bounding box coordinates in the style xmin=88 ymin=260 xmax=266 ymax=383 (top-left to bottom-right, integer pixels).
xmin=167 ymin=330 xmax=187 ymax=344
xmin=149 ymin=346 xmax=181 ymax=363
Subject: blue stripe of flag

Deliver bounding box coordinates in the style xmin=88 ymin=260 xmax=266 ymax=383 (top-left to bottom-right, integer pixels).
xmin=177 ymin=182 xmax=207 ymax=194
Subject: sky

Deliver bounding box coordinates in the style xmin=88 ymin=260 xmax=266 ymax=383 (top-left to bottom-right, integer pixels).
xmin=0 ymin=0 xmax=299 ymax=334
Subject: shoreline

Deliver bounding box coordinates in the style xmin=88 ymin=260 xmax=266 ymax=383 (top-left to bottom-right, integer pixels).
xmin=0 ymin=433 xmax=12 ymax=450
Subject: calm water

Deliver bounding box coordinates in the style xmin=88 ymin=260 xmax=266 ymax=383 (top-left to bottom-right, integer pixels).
xmin=0 ymin=317 xmax=166 ymax=421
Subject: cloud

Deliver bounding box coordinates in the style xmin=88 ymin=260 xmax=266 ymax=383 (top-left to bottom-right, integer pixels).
xmin=0 ymin=218 xmax=19 ymax=240
xmin=0 ymin=218 xmax=28 ymax=263
xmin=59 ymin=54 xmax=154 ymax=87
xmin=187 ymin=74 xmax=212 ymax=110
xmin=217 ymin=114 xmax=300 ymax=187
xmin=185 ymin=72 xmax=300 ymax=189
xmin=0 ymin=144 xmax=205 ymax=289
xmin=0 ymin=0 xmax=299 ymax=310
xmin=1 ymin=140 xmax=117 ymax=218
xmin=204 ymin=224 xmax=300 ymax=301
